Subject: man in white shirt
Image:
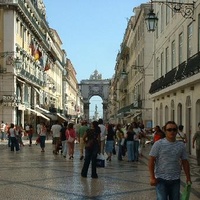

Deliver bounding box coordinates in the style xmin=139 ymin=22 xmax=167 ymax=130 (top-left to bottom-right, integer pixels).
xmin=1 ymin=121 xmax=6 ymax=141
xmin=98 ymin=119 xmax=107 ymax=155
xmin=51 ymin=120 xmax=62 ymax=154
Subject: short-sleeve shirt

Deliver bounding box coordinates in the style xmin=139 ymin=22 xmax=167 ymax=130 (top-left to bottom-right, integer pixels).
xmin=149 ymin=138 xmax=188 ymax=180
xmin=51 ymin=124 xmax=62 ymax=137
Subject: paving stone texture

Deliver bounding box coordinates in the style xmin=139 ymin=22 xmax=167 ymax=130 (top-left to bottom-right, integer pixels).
xmin=0 ymin=138 xmax=199 ymax=200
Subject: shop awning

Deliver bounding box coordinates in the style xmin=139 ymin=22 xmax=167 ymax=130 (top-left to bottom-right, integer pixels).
xmin=43 ymin=113 xmax=57 ymax=121
xmin=26 ymin=108 xmax=50 ymax=121
xmin=35 ymin=105 xmax=50 ymax=113
xmin=35 ymin=105 xmax=58 ymax=121
xmin=57 ymin=113 xmax=67 ymax=121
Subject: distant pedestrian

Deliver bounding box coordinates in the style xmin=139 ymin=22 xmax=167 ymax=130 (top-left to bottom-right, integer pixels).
xmin=81 ymin=121 xmax=100 ymax=178
xmin=9 ymin=123 xmax=20 ymax=152
xmin=60 ymin=121 xmax=68 ymax=158
xmin=153 ymin=125 xmax=165 ymax=143
xmin=1 ymin=121 xmax=6 ymax=141
xmin=39 ymin=122 xmax=47 ymax=152
xmin=6 ymin=123 xmax=11 ymax=147
xmin=66 ymin=123 xmax=76 ymax=159
xmin=149 ymin=121 xmax=191 ymax=200
xmin=177 ymin=125 xmax=187 ymax=144
xmin=98 ymin=118 xmax=107 ymax=155
xmin=132 ymin=122 xmax=142 ymax=161
xmin=28 ymin=125 xmax=34 ymax=146
xmin=125 ymin=124 xmax=135 ymax=162
xmin=25 ymin=123 xmax=30 ymax=138
xmin=192 ymin=122 xmax=200 ymax=166
xmin=51 ymin=121 xmax=62 ymax=155
xmin=116 ymin=124 xmax=124 ymax=161
xmin=78 ymin=120 xmax=88 ymax=160
xmin=15 ymin=124 xmax=24 ymax=147
xmin=105 ymin=123 xmax=115 ymax=161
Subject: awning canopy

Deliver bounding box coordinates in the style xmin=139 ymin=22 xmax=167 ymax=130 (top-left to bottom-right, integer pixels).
xmin=26 ymin=108 xmax=50 ymax=121
xmin=57 ymin=113 xmax=67 ymax=121
xmin=43 ymin=113 xmax=57 ymax=121
xmin=35 ymin=105 xmax=58 ymax=121
xmin=35 ymin=105 xmax=50 ymax=113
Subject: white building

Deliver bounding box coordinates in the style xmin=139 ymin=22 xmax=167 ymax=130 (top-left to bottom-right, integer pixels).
xmin=148 ymin=0 xmax=200 ymax=155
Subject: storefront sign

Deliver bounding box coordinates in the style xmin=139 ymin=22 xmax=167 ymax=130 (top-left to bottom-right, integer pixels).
xmin=2 ymin=102 xmax=17 ymax=107
xmin=2 ymin=95 xmax=17 ymax=102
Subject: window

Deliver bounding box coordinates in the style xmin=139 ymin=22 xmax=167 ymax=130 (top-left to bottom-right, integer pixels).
xmin=179 ymin=32 xmax=183 ymax=64
xmin=155 ymin=57 xmax=160 ymax=79
xmin=187 ymin=23 xmax=193 ymax=58
xmin=161 ymin=4 xmax=164 ymax=32
xmin=161 ymin=52 xmax=164 ymax=75
xmin=166 ymin=5 xmax=170 ymax=25
xmin=20 ymin=24 xmax=23 ymax=38
xmin=198 ymin=14 xmax=200 ymax=51
xmin=171 ymin=40 xmax=176 ymax=69
xmin=165 ymin=47 xmax=169 ymax=73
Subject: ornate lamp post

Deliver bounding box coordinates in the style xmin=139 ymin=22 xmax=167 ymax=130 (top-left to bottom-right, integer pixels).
xmin=145 ymin=0 xmax=195 ymax=32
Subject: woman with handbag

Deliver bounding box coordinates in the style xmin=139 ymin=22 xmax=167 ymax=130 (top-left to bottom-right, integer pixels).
xmin=81 ymin=121 xmax=101 ymax=178
xmin=66 ymin=123 xmax=76 ymax=159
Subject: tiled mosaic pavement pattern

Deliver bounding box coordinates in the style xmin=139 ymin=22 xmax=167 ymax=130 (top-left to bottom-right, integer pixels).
xmin=0 ymin=138 xmax=199 ymax=200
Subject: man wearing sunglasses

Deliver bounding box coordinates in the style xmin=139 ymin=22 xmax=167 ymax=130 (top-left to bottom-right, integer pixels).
xmin=148 ymin=121 xmax=191 ymax=200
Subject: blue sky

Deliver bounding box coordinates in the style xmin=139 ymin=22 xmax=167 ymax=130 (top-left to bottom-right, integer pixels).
xmin=43 ymin=0 xmax=148 ymax=119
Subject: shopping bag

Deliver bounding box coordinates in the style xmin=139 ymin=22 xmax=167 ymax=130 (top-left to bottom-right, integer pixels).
xmin=181 ymin=183 xmax=191 ymax=200
xmin=121 ymin=138 xmax=125 ymax=146
xmin=96 ymin=154 xmax=105 ymax=167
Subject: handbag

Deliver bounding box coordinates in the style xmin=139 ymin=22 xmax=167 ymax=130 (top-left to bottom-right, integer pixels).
xmin=181 ymin=183 xmax=191 ymax=200
xmin=68 ymin=135 xmax=75 ymax=143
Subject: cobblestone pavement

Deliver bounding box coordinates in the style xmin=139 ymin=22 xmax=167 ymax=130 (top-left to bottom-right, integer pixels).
xmin=0 ymin=138 xmax=199 ymax=200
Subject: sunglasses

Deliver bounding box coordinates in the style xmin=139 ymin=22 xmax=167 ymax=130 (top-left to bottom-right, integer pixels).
xmin=166 ymin=128 xmax=177 ymax=132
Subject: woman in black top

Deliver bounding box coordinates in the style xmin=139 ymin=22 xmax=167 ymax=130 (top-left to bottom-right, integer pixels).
xmin=81 ymin=121 xmax=101 ymax=178
xmin=105 ymin=124 xmax=115 ymax=161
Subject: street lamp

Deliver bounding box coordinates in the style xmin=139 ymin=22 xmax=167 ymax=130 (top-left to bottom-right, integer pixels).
xmin=15 ymin=57 xmax=22 ymax=74
xmin=120 ymin=65 xmax=144 ymax=77
xmin=145 ymin=0 xmax=195 ymax=32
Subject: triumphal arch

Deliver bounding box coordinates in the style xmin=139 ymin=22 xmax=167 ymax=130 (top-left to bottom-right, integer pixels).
xmin=79 ymin=70 xmax=110 ymax=122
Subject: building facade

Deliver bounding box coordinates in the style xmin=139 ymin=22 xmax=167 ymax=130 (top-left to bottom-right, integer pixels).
xmin=0 ymin=0 xmax=75 ymax=130
xmin=148 ymin=0 xmax=200 ymax=155
xmin=108 ymin=3 xmax=153 ymax=127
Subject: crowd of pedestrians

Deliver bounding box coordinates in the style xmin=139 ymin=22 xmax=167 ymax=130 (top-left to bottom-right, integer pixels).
xmin=1 ymin=118 xmax=200 ymax=192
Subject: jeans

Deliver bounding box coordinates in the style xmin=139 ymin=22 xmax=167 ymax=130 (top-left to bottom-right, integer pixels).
xmin=28 ymin=134 xmax=33 ymax=146
xmin=81 ymin=145 xmax=98 ymax=177
xmin=62 ymin=140 xmax=67 ymax=157
xmin=118 ymin=144 xmax=123 ymax=160
xmin=40 ymin=136 xmax=46 ymax=149
xmin=126 ymin=141 xmax=134 ymax=161
xmin=1 ymin=131 xmax=5 ymax=140
xmin=8 ymin=135 xmax=11 ymax=147
xmin=10 ymin=137 xmax=20 ymax=151
xmin=134 ymin=141 xmax=140 ymax=161
xmin=156 ymin=178 xmax=180 ymax=200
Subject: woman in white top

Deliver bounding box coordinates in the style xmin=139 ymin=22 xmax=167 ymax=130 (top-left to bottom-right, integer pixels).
xmin=132 ymin=122 xmax=141 ymax=161
xmin=9 ymin=123 xmax=20 ymax=152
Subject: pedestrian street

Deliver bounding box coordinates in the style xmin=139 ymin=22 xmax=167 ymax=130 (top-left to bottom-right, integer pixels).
xmin=0 ymin=139 xmax=199 ymax=200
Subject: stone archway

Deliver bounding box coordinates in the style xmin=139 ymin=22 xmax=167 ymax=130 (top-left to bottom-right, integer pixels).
xmin=79 ymin=70 xmax=110 ymax=122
